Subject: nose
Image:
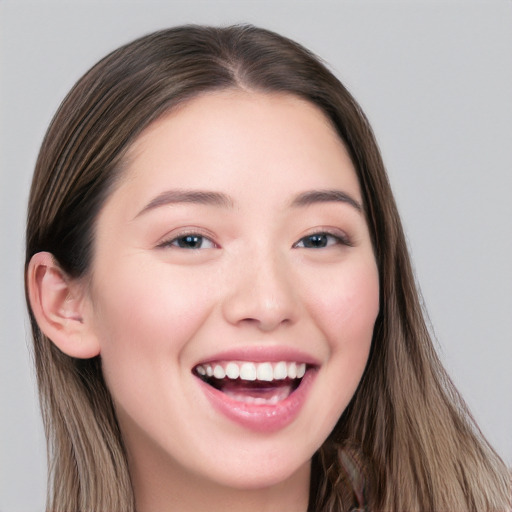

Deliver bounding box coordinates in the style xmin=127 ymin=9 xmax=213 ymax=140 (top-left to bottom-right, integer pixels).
xmin=221 ymin=249 xmax=299 ymax=332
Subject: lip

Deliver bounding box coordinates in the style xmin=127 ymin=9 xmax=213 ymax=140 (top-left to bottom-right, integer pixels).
xmin=197 ymin=368 xmax=317 ymax=432
xmin=193 ymin=346 xmax=319 ymax=433
xmin=193 ymin=346 xmax=321 ymax=366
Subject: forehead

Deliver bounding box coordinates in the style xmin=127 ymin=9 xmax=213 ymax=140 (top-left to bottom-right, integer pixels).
xmin=110 ymin=90 xmax=361 ymax=213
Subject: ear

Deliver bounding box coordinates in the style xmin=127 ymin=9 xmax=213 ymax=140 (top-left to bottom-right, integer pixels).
xmin=27 ymin=252 xmax=100 ymax=359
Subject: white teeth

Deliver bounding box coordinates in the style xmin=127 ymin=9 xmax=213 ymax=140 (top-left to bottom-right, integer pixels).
xmin=224 ymin=385 xmax=292 ymax=404
xmin=287 ymin=362 xmax=297 ymax=379
xmin=213 ymin=365 xmax=225 ymax=379
xmin=195 ymin=360 xmax=309 ymax=382
xmin=240 ymin=362 xmax=257 ymax=381
xmin=225 ymin=362 xmax=240 ymax=379
xmin=273 ymin=361 xmax=287 ymax=380
xmin=256 ymin=362 xmax=273 ymax=381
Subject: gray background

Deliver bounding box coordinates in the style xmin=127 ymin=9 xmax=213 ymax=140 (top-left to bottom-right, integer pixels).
xmin=1 ymin=1 xmax=511 ymax=510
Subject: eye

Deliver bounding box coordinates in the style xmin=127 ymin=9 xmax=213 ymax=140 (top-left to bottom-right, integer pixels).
xmin=160 ymin=234 xmax=216 ymax=250
xmin=293 ymin=232 xmax=350 ymax=249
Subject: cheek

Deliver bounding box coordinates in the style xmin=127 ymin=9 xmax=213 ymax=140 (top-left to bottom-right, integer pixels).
xmin=94 ymin=257 xmax=215 ymax=335
xmin=297 ymin=257 xmax=379 ymax=438
xmin=89 ymin=261 xmax=216 ymax=394
xmin=308 ymin=258 xmax=380 ymax=351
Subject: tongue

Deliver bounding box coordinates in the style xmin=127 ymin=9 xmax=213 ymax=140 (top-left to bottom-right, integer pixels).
xmin=217 ymin=379 xmax=294 ymax=404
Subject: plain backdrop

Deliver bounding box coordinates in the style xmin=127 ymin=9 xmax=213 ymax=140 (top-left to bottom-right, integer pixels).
xmin=1 ymin=1 xmax=511 ymax=510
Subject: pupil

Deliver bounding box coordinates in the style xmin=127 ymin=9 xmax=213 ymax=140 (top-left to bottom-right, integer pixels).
xmin=179 ymin=235 xmax=202 ymax=248
xmin=305 ymin=234 xmax=327 ymax=248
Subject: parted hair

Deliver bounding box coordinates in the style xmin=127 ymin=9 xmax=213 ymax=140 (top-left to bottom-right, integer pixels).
xmin=25 ymin=24 xmax=511 ymax=511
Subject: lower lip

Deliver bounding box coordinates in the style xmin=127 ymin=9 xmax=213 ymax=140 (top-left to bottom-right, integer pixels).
xmin=197 ymin=370 xmax=317 ymax=433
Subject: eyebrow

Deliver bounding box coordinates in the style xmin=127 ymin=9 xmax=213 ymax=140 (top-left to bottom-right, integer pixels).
xmin=135 ymin=189 xmax=234 ymax=217
xmin=135 ymin=187 xmax=362 ymax=219
xmin=290 ymin=189 xmax=363 ymax=212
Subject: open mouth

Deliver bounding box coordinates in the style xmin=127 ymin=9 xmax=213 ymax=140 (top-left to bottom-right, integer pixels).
xmin=193 ymin=361 xmax=310 ymax=405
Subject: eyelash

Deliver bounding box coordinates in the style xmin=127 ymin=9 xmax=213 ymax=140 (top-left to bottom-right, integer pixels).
xmin=157 ymin=230 xmax=218 ymax=250
xmin=158 ymin=229 xmax=352 ymax=250
xmin=293 ymin=230 xmax=353 ymax=249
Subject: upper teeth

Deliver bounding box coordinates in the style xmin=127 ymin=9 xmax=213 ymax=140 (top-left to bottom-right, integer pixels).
xmin=195 ymin=361 xmax=307 ymax=382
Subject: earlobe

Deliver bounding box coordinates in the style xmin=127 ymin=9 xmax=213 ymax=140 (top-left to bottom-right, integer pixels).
xmin=27 ymin=252 xmax=101 ymax=359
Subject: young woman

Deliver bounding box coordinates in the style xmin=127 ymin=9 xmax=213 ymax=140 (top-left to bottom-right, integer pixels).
xmin=25 ymin=25 xmax=510 ymax=512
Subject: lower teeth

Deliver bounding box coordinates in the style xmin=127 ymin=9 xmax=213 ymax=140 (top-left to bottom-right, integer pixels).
xmin=223 ymin=385 xmax=293 ymax=404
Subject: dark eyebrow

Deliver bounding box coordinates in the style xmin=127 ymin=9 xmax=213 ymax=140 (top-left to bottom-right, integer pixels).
xmin=135 ymin=189 xmax=234 ymax=218
xmin=291 ymin=189 xmax=363 ymax=213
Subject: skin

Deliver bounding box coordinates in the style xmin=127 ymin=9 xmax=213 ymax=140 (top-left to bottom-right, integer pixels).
xmin=36 ymin=90 xmax=380 ymax=512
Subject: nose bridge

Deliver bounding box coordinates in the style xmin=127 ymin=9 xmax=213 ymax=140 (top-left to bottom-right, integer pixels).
xmin=222 ymin=242 xmax=298 ymax=331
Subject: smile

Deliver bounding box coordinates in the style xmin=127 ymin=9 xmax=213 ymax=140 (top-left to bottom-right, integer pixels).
xmin=194 ymin=361 xmax=308 ymax=404
xmin=193 ymin=354 xmax=318 ymax=432
xmin=196 ymin=360 xmax=307 ymax=380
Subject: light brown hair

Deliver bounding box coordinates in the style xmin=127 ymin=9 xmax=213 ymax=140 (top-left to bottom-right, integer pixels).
xmin=25 ymin=25 xmax=511 ymax=511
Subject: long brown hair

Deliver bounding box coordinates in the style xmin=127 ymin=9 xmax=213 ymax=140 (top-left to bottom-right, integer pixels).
xmin=25 ymin=25 xmax=511 ymax=512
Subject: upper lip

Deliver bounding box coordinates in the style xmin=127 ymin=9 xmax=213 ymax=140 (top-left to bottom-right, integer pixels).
xmin=193 ymin=345 xmax=321 ymax=367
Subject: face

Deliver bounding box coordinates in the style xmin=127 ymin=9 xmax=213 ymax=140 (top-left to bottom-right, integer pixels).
xmin=86 ymin=91 xmax=379 ymax=492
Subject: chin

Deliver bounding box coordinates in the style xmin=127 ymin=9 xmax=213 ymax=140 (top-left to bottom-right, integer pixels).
xmin=197 ymin=448 xmax=312 ymax=492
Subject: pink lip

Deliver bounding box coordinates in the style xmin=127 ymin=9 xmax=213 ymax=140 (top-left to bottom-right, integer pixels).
xmin=196 ymin=369 xmax=317 ymax=433
xmin=193 ymin=346 xmax=321 ymax=366
xmin=193 ymin=346 xmax=320 ymax=432
xmin=197 ymin=347 xmax=318 ymax=433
